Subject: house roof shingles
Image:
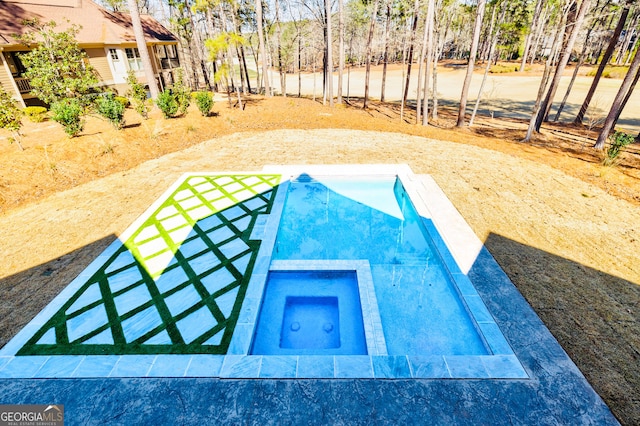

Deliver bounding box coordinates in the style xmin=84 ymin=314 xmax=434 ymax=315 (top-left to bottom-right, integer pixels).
xmin=0 ymin=0 xmax=176 ymax=47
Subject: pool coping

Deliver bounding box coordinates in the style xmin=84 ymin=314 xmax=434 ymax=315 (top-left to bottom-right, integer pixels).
xmin=0 ymin=164 xmax=534 ymax=379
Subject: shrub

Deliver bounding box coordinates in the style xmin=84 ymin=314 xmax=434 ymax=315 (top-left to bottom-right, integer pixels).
xmin=17 ymin=20 xmax=98 ymax=105
xmin=126 ymin=70 xmax=149 ymax=119
xmin=603 ymin=131 xmax=635 ymax=166
xmin=155 ymin=90 xmax=179 ymax=118
xmin=489 ymin=64 xmax=517 ymax=74
xmin=195 ymin=91 xmax=214 ymax=116
xmin=23 ymin=106 xmax=48 ymax=122
xmin=172 ymin=68 xmax=191 ymax=116
xmin=0 ymin=87 xmax=24 ymax=150
xmin=95 ymin=93 xmax=125 ymax=129
xmin=51 ymin=98 xmax=84 ymax=137
xmin=114 ymin=96 xmax=130 ymax=108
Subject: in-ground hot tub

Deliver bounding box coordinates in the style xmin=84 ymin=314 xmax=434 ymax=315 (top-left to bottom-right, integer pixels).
xmin=250 ymin=270 xmax=368 ymax=355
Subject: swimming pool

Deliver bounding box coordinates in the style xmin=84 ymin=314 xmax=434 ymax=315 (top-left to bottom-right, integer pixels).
xmin=0 ymin=165 xmax=527 ymax=379
xmin=268 ymin=175 xmax=488 ymax=356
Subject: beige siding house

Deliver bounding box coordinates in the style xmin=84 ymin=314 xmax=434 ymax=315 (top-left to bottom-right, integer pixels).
xmin=0 ymin=0 xmax=181 ymax=106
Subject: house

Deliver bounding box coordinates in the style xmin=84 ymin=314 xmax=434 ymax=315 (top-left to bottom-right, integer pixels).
xmin=0 ymin=0 xmax=181 ymax=107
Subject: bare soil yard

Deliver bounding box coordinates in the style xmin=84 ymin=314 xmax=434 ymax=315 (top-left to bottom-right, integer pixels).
xmin=0 ymin=95 xmax=639 ymax=424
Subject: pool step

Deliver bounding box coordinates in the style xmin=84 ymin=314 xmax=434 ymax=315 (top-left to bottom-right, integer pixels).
xmin=391 ymin=253 xmax=429 ymax=266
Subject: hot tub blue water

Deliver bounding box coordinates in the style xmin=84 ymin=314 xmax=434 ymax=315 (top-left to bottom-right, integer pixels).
xmin=281 ymin=296 xmax=340 ymax=350
xmin=270 ymin=176 xmax=488 ymax=356
xmin=250 ymin=270 xmax=368 ymax=355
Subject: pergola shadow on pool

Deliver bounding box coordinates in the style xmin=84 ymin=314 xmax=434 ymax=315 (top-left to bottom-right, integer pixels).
xmin=0 ymin=165 xmax=619 ymax=424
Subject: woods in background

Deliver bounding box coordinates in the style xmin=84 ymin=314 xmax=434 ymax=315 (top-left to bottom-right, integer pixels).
xmin=98 ymin=0 xmax=639 ymax=146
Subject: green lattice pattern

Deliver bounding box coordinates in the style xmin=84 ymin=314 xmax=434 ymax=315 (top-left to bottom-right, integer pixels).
xmin=18 ymin=175 xmax=280 ymax=356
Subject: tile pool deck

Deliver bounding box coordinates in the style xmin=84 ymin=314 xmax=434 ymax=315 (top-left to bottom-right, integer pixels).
xmin=0 ymin=164 xmax=619 ymax=424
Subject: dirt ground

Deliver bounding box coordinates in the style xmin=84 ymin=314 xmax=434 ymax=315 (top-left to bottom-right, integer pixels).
xmin=1 ymin=95 xmax=639 ymax=424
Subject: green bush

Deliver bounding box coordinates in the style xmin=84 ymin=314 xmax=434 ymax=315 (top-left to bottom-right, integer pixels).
xmin=51 ymin=98 xmax=84 ymax=137
xmin=23 ymin=106 xmax=48 ymax=122
xmin=176 ymin=88 xmax=191 ymax=115
xmin=489 ymin=64 xmax=518 ymax=73
xmin=155 ymin=90 xmax=179 ymax=119
xmin=126 ymin=70 xmax=149 ymax=119
xmin=114 ymin=96 xmax=130 ymax=108
xmin=172 ymin=69 xmax=191 ymax=116
xmin=95 ymin=93 xmax=125 ymax=129
xmin=0 ymin=87 xmax=24 ymax=150
xmin=603 ymin=131 xmax=635 ymax=166
xmin=195 ymin=91 xmax=214 ymax=116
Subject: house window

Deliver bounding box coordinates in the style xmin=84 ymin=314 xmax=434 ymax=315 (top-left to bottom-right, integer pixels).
xmin=6 ymin=52 xmax=27 ymax=77
xmin=109 ymin=49 xmax=119 ymax=61
xmin=156 ymin=45 xmax=167 ymax=59
xmin=125 ymin=48 xmax=143 ymax=71
xmin=166 ymin=45 xmax=177 ymax=59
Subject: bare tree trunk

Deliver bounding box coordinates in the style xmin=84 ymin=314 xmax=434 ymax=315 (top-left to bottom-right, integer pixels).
xmin=470 ymin=3 xmax=499 ymax=127
xmin=228 ymin=9 xmax=247 ymax=94
xmin=219 ymin=4 xmax=243 ymax=108
xmin=325 ymin=0 xmax=334 ymax=107
xmin=595 ymin=48 xmax=640 ymax=148
xmin=347 ymin=32 xmax=354 ymax=101
xmin=274 ymin=0 xmax=286 ymax=97
xmin=203 ymin=8 xmax=218 ymax=92
xmin=615 ymin=9 xmax=638 ymax=64
xmin=363 ymin=0 xmax=380 ymax=109
xmin=381 ymin=2 xmax=391 ymax=102
xmin=523 ymin=15 xmax=565 ymax=142
xmin=420 ymin=0 xmax=435 ymax=126
xmin=416 ymin=10 xmax=429 ymax=123
xmin=266 ymin=33 xmax=277 ymax=96
xmin=432 ymin=2 xmax=449 ymax=122
xmin=456 ymin=0 xmax=486 ymax=127
xmin=250 ymin=35 xmax=260 ymax=93
xmin=234 ymin=28 xmax=250 ymax=94
xmin=313 ymin=40 xmax=317 ymax=101
xmin=520 ymin=0 xmax=546 ymax=72
xmin=127 ymin=0 xmax=159 ymax=99
xmin=535 ymin=0 xmax=592 ymax=131
xmin=239 ymin=45 xmax=251 ymax=93
xmin=298 ymin=35 xmax=302 ymax=97
xmin=554 ymin=22 xmax=596 ymax=121
xmin=529 ymin=4 xmax=550 ymax=66
xmin=624 ymin=34 xmax=640 ymax=65
xmin=187 ymin=3 xmax=204 ymax=89
xmin=256 ymin=0 xmax=270 ymax=96
xmin=338 ymin=0 xmax=345 ymax=104
xmin=416 ymin=0 xmax=435 ymax=126
xmin=615 ymin=63 xmax=640 ymax=122
xmin=400 ymin=0 xmax=421 ymax=118
xmin=432 ymin=32 xmax=440 ymax=121
xmin=575 ymin=5 xmax=630 ymax=124
xmin=399 ymin=27 xmax=409 ymax=118
xmin=192 ymin=16 xmax=211 ymax=90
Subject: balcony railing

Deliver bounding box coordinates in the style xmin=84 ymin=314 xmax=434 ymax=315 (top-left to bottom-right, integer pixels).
xmin=160 ymin=58 xmax=180 ymax=70
xmin=14 ymin=77 xmax=32 ymax=94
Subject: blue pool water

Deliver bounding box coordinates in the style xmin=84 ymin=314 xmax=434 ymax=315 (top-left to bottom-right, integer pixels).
xmin=251 ymin=270 xmax=367 ymax=355
xmin=271 ymin=176 xmax=488 ymax=356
